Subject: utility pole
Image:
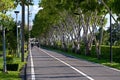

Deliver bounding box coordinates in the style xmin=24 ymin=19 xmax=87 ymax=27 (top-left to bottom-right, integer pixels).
xmin=110 ymin=9 xmax=112 ymax=63
xmin=98 ymin=0 xmax=113 ymax=63
xmin=28 ymin=0 xmax=30 ymax=49
xmin=21 ymin=0 xmax=25 ymax=62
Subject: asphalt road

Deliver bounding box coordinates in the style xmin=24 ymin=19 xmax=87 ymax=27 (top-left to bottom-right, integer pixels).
xmin=26 ymin=46 xmax=120 ymax=80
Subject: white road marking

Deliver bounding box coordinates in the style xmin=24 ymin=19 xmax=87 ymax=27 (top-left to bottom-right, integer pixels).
xmin=109 ymin=67 xmax=120 ymax=72
xmin=103 ymin=66 xmax=120 ymax=72
xmin=40 ymin=49 xmax=94 ymax=80
xmin=30 ymin=46 xmax=36 ymax=80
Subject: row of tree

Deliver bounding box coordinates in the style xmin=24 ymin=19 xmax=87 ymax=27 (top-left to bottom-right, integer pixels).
xmin=32 ymin=0 xmax=120 ymax=58
xmin=0 ymin=0 xmax=34 ymax=72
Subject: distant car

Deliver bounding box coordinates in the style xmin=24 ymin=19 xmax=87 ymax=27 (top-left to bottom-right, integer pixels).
xmin=30 ymin=38 xmax=39 ymax=47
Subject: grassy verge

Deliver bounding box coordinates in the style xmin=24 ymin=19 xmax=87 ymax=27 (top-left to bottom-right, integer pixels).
xmin=45 ymin=47 xmax=120 ymax=70
xmin=0 ymin=57 xmax=21 ymax=80
xmin=0 ymin=51 xmax=28 ymax=80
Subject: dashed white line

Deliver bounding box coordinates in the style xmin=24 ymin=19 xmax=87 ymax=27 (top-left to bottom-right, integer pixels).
xmin=30 ymin=46 xmax=35 ymax=80
xmin=40 ymin=49 xmax=94 ymax=80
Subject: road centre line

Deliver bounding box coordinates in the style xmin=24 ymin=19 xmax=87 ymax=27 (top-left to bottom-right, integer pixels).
xmin=30 ymin=46 xmax=35 ymax=80
xmin=40 ymin=49 xmax=94 ymax=80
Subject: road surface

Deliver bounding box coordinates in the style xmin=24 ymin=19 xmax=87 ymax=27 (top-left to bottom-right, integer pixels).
xmin=26 ymin=46 xmax=120 ymax=80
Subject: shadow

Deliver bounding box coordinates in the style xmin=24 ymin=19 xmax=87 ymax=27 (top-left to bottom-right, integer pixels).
xmin=26 ymin=47 xmax=120 ymax=80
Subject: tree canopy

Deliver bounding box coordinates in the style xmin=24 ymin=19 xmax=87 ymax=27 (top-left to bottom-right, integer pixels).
xmin=31 ymin=0 xmax=120 ymax=56
xmin=0 ymin=0 xmax=15 ymax=11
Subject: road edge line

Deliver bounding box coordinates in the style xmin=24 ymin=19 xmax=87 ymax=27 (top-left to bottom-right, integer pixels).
xmin=30 ymin=47 xmax=36 ymax=80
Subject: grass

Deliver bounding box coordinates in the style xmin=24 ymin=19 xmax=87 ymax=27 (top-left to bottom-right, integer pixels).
xmin=0 ymin=71 xmax=20 ymax=80
xmin=45 ymin=47 xmax=120 ymax=70
xmin=0 ymin=51 xmax=28 ymax=80
xmin=0 ymin=57 xmax=21 ymax=80
xmin=102 ymin=62 xmax=120 ymax=70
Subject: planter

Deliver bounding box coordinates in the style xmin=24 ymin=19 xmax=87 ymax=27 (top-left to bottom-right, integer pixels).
xmin=7 ymin=64 xmax=19 ymax=71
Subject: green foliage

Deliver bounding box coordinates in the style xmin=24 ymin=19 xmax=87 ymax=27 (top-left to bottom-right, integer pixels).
xmin=32 ymin=1 xmax=59 ymax=37
xmin=6 ymin=22 xmax=17 ymax=55
xmin=6 ymin=55 xmax=13 ymax=64
xmin=0 ymin=71 xmax=20 ymax=80
xmin=0 ymin=0 xmax=15 ymax=11
xmin=111 ymin=0 xmax=120 ymax=14
xmin=0 ymin=52 xmax=28 ymax=80
xmin=112 ymin=46 xmax=120 ymax=62
xmin=102 ymin=62 xmax=120 ymax=70
xmin=92 ymin=45 xmax=120 ymax=63
xmin=106 ymin=23 xmax=120 ymax=45
xmin=43 ymin=44 xmax=120 ymax=63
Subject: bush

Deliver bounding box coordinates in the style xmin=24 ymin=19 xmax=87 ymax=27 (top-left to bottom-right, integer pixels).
xmin=112 ymin=46 xmax=120 ymax=63
xmin=91 ymin=45 xmax=120 ymax=63
xmin=6 ymin=55 xmax=19 ymax=71
xmin=69 ymin=45 xmax=120 ymax=63
xmin=41 ymin=44 xmax=120 ymax=63
xmin=6 ymin=55 xmax=13 ymax=64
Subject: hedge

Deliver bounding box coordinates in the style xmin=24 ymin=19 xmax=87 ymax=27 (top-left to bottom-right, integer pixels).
xmin=41 ymin=44 xmax=120 ymax=63
xmin=85 ymin=45 xmax=120 ymax=63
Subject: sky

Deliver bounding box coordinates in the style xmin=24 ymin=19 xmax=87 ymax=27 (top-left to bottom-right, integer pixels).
xmin=7 ymin=0 xmax=42 ymax=27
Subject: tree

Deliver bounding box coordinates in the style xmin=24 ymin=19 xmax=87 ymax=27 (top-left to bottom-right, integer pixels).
xmin=0 ymin=14 xmax=15 ymax=73
xmin=32 ymin=0 xmax=117 ymax=59
xmin=15 ymin=0 xmax=33 ymax=62
xmin=6 ymin=20 xmax=17 ymax=56
xmin=0 ymin=0 xmax=15 ymax=12
xmin=110 ymin=0 xmax=120 ymax=21
xmin=0 ymin=0 xmax=16 ymax=73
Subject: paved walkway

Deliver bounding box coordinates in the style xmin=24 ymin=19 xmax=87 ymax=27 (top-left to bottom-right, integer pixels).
xmin=26 ymin=46 xmax=120 ymax=80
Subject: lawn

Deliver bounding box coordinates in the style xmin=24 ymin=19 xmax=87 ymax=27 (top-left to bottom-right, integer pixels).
xmin=0 ymin=52 xmax=28 ymax=80
xmin=0 ymin=71 xmax=20 ymax=80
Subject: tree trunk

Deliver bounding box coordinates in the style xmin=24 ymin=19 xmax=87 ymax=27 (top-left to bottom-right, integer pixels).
xmin=85 ymin=42 xmax=91 ymax=56
xmin=75 ymin=43 xmax=81 ymax=54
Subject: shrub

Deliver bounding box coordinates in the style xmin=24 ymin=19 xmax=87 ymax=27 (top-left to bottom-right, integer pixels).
xmin=91 ymin=45 xmax=120 ymax=63
xmin=78 ymin=45 xmax=120 ymax=63
xmin=41 ymin=44 xmax=120 ymax=63
xmin=6 ymin=55 xmax=13 ymax=64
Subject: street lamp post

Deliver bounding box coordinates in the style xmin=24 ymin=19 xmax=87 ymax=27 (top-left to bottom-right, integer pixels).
xmin=98 ymin=0 xmax=113 ymax=63
xmin=14 ymin=11 xmax=19 ymax=57
xmin=2 ymin=26 xmax=7 ymax=73
xmin=1 ymin=11 xmax=7 ymax=73
xmin=18 ymin=21 xmax=21 ymax=58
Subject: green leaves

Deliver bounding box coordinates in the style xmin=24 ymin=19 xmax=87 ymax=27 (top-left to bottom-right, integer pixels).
xmin=0 ymin=13 xmax=15 ymax=34
xmin=0 ymin=0 xmax=15 ymax=11
xmin=111 ymin=0 xmax=120 ymax=15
